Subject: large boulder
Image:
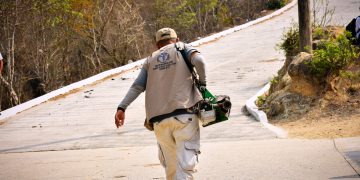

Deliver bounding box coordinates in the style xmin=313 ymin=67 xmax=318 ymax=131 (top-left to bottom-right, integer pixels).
xmin=287 ymin=52 xmax=323 ymax=97
xmin=262 ymin=52 xmax=319 ymax=119
xmin=264 ymin=91 xmax=313 ymax=119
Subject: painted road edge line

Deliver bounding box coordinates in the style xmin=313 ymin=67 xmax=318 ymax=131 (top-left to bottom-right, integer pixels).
xmin=245 ymin=83 xmax=288 ymax=138
xmin=0 ymin=0 xmax=297 ymax=121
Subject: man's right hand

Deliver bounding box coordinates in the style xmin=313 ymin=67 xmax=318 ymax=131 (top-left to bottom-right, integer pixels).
xmin=115 ymin=110 xmax=125 ymax=128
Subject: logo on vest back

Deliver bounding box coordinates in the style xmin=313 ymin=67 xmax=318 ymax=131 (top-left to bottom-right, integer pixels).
xmin=157 ymin=52 xmax=170 ymax=63
xmin=154 ymin=52 xmax=176 ymax=70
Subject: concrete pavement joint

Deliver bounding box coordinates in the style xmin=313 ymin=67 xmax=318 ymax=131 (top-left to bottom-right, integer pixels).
xmin=333 ymin=139 xmax=360 ymax=177
xmin=245 ymin=83 xmax=288 ymax=138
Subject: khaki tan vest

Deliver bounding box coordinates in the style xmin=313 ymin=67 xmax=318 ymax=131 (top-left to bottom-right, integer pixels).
xmin=144 ymin=43 xmax=202 ymax=120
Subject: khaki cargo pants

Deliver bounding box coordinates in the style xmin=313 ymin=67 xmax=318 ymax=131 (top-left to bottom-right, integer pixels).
xmin=154 ymin=114 xmax=200 ymax=180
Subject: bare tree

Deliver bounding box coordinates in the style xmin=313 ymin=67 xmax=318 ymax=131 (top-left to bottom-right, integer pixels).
xmin=312 ymin=0 xmax=335 ymax=27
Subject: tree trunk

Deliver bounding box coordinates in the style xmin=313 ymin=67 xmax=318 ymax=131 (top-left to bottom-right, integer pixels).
xmin=0 ymin=76 xmax=20 ymax=106
xmin=298 ymin=0 xmax=312 ymax=53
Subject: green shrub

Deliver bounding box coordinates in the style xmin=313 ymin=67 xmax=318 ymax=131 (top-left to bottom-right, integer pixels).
xmin=270 ymin=75 xmax=280 ymax=85
xmin=313 ymin=27 xmax=326 ymax=40
xmin=278 ymin=25 xmax=300 ymax=57
xmin=256 ymin=95 xmax=266 ymax=107
xmin=308 ymin=32 xmax=359 ymax=76
xmin=266 ymin=0 xmax=288 ymax=10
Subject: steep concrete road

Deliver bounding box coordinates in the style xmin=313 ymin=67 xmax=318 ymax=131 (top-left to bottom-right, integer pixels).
xmin=0 ymin=7 xmax=301 ymax=153
xmin=0 ymin=0 xmax=359 ymax=179
xmin=1 ymin=0 xmax=359 ymax=153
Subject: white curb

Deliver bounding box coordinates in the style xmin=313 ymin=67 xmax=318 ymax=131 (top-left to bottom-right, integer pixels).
xmin=0 ymin=0 xmax=297 ymax=121
xmin=245 ymin=83 xmax=288 ymax=138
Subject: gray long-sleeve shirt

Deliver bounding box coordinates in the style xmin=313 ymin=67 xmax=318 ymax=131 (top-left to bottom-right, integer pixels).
xmin=118 ymin=44 xmax=207 ymax=111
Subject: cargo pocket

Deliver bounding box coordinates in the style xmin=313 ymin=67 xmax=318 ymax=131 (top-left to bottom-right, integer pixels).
xmin=184 ymin=133 xmax=200 ymax=154
xmin=179 ymin=130 xmax=201 ymax=172
xmin=184 ymin=142 xmax=200 ymax=166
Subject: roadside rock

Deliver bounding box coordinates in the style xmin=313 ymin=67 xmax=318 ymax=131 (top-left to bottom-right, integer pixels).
xmin=264 ymin=90 xmax=313 ymax=119
xmin=263 ymin=51 xmax=360 ymax=121
xmin=288 ymin=52 xmax=323 ymax=97
xmin=262 ymin=52 xmax=319 ymax=119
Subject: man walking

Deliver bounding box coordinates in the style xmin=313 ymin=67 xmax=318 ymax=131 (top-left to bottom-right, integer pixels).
xmin=114 ymin=28 xmax=207 ymax=179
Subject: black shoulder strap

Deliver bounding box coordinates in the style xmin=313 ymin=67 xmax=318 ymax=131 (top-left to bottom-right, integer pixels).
xmin=175 ymin=43 xmax=199 ymax=84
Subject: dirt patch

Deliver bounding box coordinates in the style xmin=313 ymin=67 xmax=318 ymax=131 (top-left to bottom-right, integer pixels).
xmin=143 ymin=163 xmax=161 ymax=167
xmin=269 ymin=85 xmax=360 ymax=139
xmin=49 ymin=88 xmax=85 ymax=101
xmin=272 ymin=91 xmax=360 ymax=139
xmin=273 ymin=110 xmax=360 ymax=139
xmin=258 ymin=58 xmax=282 ymax=63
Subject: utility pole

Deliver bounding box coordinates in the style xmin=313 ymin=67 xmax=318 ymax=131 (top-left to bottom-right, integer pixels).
xmin=298 ymin=0 xmax=312 ymax=53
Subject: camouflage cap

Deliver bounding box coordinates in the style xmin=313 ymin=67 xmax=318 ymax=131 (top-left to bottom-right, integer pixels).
xmin=155 ymin=28 xmax=177 ymax=43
